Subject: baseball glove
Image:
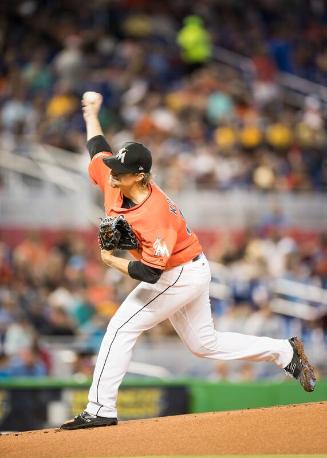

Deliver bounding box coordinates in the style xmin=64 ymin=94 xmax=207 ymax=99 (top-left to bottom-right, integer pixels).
xmin=98 ymin=215 xmax=139 ymax=251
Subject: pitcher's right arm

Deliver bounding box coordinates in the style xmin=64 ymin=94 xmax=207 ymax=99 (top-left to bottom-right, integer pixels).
xmin=82 ymin=92 xmax=112 ymax=190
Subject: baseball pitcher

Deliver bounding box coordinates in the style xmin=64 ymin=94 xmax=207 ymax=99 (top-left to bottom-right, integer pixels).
xmin=61 ymin=93 xmax=316 ymax=430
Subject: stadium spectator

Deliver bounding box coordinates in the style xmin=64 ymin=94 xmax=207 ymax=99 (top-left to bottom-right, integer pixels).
xmin=177 ymin=15 xmax=213 ymax=70
xmin=7 ymin=348 xmax=47 ymax=377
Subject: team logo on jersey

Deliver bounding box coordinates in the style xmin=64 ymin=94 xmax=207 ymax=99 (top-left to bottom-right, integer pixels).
xmin=153 ymin=238 xmax=169 ymax=257
xmin=116 ymin=148 xmax=127 ymax=163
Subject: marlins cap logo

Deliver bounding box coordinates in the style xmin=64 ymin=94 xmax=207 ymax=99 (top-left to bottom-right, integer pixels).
xmin=116 ymin=148 xmax=127 ymax=163
xmin=153 ymin=238 xmax=169 ymax=257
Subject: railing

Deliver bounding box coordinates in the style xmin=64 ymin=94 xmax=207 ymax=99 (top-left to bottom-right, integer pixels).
xmin=0 ymin=146 xmax=103 ymax=228
xmin=209 ymin=261 xmax=327 ymax=322
xmin=1 ymin=147 xmax=327 ymax=229
xmin=214 ymin=45 xmax=327 ymax=117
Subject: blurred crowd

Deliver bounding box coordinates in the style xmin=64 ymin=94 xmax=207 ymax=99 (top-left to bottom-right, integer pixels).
xmin=0 ymin=0 xmax=326 ymax=192
xmin=0 ymin=0 xmax=326 ymax=380
xmin=0 ymin=231 xmax=137 ymax=378
xmin=0 ymin=221 xmax=326 ymax=379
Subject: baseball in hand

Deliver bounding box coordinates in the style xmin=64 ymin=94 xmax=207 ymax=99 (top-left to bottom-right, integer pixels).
xmin=82 ymin=91 xmax=100 ymax=103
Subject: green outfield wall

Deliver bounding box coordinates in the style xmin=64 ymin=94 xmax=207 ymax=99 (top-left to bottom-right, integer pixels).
xmin=0 ymin=378 xmax=326 ymax=430
xmin=186 ymin=379 xmax=327 ymax=412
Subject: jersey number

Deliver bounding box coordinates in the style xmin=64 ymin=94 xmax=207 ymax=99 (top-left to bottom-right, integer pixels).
xmin=179 ymin=209 xmax=192 ymax=235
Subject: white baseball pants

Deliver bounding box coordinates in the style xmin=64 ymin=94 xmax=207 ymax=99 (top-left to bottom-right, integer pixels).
xmin=86 ymin=254 xmax=293 ymax=418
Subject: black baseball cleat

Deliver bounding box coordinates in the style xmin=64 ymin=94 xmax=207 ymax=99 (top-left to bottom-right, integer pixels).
xmin=284 ymin=337 xmax=317 ymax=392
xmin=60 ymin=411 xmax=118 ymax=430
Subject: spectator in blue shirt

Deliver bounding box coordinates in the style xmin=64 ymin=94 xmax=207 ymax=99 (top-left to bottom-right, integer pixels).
xmin=8 ymin=348 xmax=47 ymax=377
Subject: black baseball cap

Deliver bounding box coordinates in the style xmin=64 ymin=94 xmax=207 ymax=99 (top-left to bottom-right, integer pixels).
xmin=103 ymin=142 xmax=152 ymax=174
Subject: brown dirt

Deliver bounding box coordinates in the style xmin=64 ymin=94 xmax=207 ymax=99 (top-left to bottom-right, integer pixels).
xmin=1 ymin=402 xmax=327 ymax=458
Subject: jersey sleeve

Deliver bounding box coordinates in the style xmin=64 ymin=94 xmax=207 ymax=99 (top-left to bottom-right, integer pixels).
xmin=88 ymin=151 xmax=112 ymax=192
xmin=140 ymin=226 xmax=177 ymax=269
xmin=87 ymin=135 xmax=113 ymax=192
xmin=87 ymin=135 xmax=112 ymax=159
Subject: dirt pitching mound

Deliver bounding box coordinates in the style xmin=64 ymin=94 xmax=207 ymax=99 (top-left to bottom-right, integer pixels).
xmin=1 ymin=402 xmax=327 ymax=458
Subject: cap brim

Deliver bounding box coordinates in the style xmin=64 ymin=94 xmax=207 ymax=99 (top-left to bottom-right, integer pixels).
xmin=103 ymin=157 xmax=134 ymax=174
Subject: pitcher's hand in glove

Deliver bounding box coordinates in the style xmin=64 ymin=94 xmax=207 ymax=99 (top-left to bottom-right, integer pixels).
xmin=98 ymin=215 xmax=139 ymax=251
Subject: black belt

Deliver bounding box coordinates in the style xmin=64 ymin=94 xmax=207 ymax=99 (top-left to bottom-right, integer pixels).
xmin=192 ymin=253 xmax=202 ymax=262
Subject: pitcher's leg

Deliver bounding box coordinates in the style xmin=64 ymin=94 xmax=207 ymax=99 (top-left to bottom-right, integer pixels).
xmin=170 ymin=290 xmax=293 ymax=369
xmin=210 ymin=331 xmax=293 ymax=367
xmin=87 ymin=265 xmax=197 ymax=418
xmin=86 ymin=281 xmax=166 ymax=417
xmin=86 ymin=314 xmax=139 ymax=417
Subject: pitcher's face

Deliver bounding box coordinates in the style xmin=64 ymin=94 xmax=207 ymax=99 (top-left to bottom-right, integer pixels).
xmin=109 ymin=172 xmax=144 ymax=190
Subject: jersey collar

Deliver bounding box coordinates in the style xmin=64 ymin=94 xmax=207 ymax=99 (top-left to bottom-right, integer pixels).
xmin=112 ymin=184 xmax=152 ymax=213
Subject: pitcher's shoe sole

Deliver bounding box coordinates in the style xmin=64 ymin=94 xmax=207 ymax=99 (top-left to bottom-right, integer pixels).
xmin=285 ymin=337 xmax=316 ymax=392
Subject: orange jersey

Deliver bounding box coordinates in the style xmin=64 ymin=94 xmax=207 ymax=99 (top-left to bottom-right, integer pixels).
xmin=89 ymin=151 xmax=202 ymax=269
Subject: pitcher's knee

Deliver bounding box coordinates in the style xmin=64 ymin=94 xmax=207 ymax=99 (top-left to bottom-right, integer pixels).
xmin=191 ymin=347 xmax=208 ymax=357
xmin=189 ymin=347 xmax=210 ymax=357
xmin=189 ymin=338 xmax=218 ymax=357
